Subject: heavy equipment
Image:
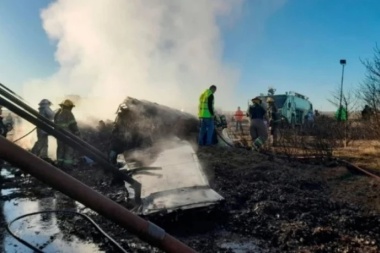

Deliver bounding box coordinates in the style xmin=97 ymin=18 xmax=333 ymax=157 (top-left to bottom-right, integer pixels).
xmin=259 ymin=91 xmax=313 ymax=127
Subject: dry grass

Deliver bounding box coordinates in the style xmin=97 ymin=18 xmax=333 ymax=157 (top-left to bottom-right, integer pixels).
xmin=334 ymin=140 xmax=380 ymax=171
xmin=226 ymin=119 xmax=380 ymax=171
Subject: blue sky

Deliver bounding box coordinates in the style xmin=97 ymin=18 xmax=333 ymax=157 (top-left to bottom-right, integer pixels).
xmin=1 ymin=0 xmax=379 ymax=111
xmin=223 ymin=0 xmax=380 ymax=111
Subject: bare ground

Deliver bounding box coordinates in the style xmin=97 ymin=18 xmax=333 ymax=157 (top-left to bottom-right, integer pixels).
xmin=2 ymin=143 xmax=380 ymax=252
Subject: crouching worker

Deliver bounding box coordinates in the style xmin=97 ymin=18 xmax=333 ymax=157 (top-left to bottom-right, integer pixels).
xmin=31 ymin=99 xmax=55 ymax=160
xmin=54 ymin=99 xmax=80 ymax=170
xmin=247 ymin=97 xmax=268 ymax=151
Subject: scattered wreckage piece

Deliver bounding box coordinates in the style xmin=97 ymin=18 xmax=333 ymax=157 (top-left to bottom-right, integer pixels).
xmin=120 ymin=138 xmax=224 ymax=216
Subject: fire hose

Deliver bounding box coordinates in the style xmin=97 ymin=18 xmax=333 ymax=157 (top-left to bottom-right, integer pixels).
xmin=6 ymin=210 xmax=130 ymax=253
xmin=12 ymin=127 xmax=36 ymax=143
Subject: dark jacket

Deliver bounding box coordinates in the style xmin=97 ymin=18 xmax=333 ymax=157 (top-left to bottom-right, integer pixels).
xmin=0 ymin=116 xmax=7 ymax=137
xmin=247 ymin=104 xmax=266 ymax=120
xmin=54 ymin=108 xmax=80 ymax=135
xmin=267 ymin=104 xmax=278 ymax=125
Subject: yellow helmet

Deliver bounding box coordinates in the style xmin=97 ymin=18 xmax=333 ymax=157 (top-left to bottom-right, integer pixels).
xmin=59 ymin=99 xmax=75 ymax=107
xmin=266 ymin=97 xmax=274 ymax=103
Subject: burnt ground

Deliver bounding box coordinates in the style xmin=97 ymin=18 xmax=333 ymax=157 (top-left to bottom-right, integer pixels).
xmin=1 ymin=144 xmax=380 ymax=253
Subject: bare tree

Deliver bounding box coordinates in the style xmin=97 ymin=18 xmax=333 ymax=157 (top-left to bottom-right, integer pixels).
xmin=327 ymin=86 xmax=359 ymax=147
xmin=359 ymin=45 xmax=380 ymax=111
xmin=358 ymin=44 xmax=380 ymax=139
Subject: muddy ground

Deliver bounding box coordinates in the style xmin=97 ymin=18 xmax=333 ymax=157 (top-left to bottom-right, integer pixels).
xmin=1 ymin=139 xmax=380 ymax=252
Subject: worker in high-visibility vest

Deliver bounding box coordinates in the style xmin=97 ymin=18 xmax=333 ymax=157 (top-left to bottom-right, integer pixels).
xmin=198 ymin=85 xmax=217 ymax=146
xmin=335 ymin=106 xmax=347 ymax=122
xmin=234 ymin=106 xmax=244 ymax=132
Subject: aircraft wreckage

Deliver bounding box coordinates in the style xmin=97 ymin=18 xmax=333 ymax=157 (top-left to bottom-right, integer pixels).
xmin=0 ymin=84 xmax=230 ymax=216
xmin=109 ymin=97 xmax=229 ymax=215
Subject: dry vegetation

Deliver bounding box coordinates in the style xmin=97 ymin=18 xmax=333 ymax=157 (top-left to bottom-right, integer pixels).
xmin=226 ymin=114 xmax=380 ymax=172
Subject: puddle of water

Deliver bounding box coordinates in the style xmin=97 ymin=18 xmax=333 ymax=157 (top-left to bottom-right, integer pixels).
xmin=1 ymin=168 xmax=15 ymax=179
xmin=2 ymin=197 xmax=106 ymax=253
xmin=1 ymin=188 xmax=19 ymax=197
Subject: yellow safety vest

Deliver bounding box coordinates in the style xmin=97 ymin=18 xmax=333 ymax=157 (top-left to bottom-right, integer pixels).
xmin=198 ymin=89 xmax=213 ymax=118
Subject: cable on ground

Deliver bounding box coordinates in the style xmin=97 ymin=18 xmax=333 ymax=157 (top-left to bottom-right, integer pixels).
xmin=5 ymin=209 xmax=130 ymax=253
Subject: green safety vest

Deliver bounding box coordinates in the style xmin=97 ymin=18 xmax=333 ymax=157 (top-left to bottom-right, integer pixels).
xmin=198 ymin=89 xmax=213 ymax=118
xmin=335 ymin=107 xmax=347 ymax=121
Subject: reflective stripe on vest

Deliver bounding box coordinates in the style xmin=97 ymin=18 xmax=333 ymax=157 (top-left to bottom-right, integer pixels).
xmin=198 ymin=89 xmax=213 ymax=118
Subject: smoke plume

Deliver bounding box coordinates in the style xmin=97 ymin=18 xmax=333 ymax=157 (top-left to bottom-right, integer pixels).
xmin=21 ymin=0 xmax=247 ymax=121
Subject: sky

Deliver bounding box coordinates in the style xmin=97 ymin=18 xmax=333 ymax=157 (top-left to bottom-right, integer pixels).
xmin=0 ymin=0 xmax=379 ymax=116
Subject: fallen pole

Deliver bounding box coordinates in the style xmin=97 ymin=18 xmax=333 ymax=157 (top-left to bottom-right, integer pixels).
xmin=0 ymin=136 xmax=197 ymax=253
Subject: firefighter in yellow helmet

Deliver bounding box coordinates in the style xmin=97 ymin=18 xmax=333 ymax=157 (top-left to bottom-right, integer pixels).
xmin=54 ymin=99 xmax=80 ymax=169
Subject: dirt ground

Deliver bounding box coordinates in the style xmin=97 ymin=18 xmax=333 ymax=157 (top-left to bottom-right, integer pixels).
xmin=1 ymin=142 xmax=380 ymax=253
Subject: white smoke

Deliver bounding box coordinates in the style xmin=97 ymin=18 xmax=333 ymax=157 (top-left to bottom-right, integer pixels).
xmin=20 ymin=0 xmax=289 ymax=120
xmin=21 ymin=0 xmax=247 ymax=121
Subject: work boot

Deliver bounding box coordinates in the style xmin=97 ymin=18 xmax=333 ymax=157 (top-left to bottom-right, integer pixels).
xmin=251 ymin=145 xmax=259 ymax=152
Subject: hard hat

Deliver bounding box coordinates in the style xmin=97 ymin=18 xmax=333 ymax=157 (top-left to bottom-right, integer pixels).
xmin=39 ymin=99 xmax=52 ymax=105
xmin=251 ymin=97 xmax=262 ymax=102
xmin=266 ymin=97 xmax=274 ymax=103
xmin=59 ymin=99 xmax=75 ymax=107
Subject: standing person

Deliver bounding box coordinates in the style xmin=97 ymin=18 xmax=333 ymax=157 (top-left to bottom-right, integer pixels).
xmin=31 ymin=99 xmax=55 ymax=159
xmin=54 ymin=99 xmax=80 ymax=169
xmin=361 ymin=105 xmax=372 ymax=121
xmin=0 ymin=105 xmax=7 ymax=167
xmin=306 ymin=111 xmax=314 ymax=128
xmin=234 ymin=106 xmax=244 ymax=132
xmin=266 ymin=97 xmax=279 ymax=146
xmin=0 ymin=106 xmax=8 ymax=138
xmin=335 ymin=106 xmax=347 ymax=122
xmin=198 ymin=85 xmax=217 ymax=146
xmin=247 ymin=97 xmax=268 ymax=151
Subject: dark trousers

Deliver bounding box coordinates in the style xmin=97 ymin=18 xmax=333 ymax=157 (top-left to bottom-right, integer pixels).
xmin=235 ymin=121 xmax=243 ymax=131
xmin=198 ymin=118 xmax=215 ymax=146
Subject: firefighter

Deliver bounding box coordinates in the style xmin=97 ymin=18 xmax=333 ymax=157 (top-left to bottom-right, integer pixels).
xmin=31 ymin=99 xmax=55 ymax=159
xmin=266 ymin=97 xmax=279 ymax=146
xmin=54 ymin=99 xmax=80 ymax=169
xmin=198 ymin=85 xmax=217 ymax=146
xmin=0 ymin=106 xmax=7 ymax=138
xmin=247 ymin=97 xmax=268 ymax=151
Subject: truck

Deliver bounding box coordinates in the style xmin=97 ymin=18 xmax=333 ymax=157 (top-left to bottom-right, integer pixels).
xmin=259 ymin=91 xmax=313 ymax=127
